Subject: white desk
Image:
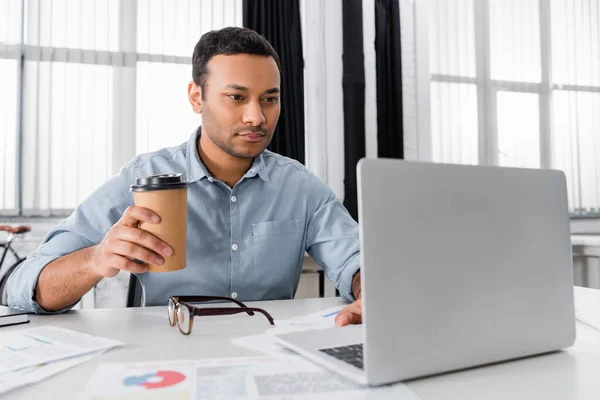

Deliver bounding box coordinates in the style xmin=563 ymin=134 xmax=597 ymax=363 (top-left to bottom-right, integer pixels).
xmin=5 ymin=288 xmax=600 ymax=400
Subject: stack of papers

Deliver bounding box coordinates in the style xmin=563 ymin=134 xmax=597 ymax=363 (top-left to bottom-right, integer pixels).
xmin=0 ymin=326 xmax=123 ymax=395
xmin=81 ymin=307 xmax=420 ymax=399
xmin=81 ymin=356 xmax=420 ymax=399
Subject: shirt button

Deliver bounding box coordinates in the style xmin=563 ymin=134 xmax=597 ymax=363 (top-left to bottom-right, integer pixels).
xmin=231 ymin=244 xmax=238 ymax=251
xmin=231 ymin=196 xmax=237 ymax=203
xmin=231 ymin=292 xmax=238 ymax=299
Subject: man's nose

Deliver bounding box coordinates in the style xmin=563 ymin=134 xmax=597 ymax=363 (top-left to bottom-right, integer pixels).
xmin=242 ymin=102 xmax=266 ymax=126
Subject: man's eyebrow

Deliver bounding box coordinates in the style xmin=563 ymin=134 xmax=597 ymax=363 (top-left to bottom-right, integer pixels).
xmin=224 ymin=84 xmax=249 ymax=91
xmin=223 ymin=85 xmax=280 ymax=95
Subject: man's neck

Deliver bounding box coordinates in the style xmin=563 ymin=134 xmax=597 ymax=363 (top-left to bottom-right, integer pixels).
xmin=197 ymin=132 xmax=253 ymax=188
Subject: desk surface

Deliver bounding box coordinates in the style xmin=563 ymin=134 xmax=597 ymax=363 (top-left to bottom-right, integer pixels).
xmin=5 ymin=288 xmax=600 ymax=400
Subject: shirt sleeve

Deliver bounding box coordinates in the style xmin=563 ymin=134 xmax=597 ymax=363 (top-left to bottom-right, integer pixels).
xmin=7 ymin=167 xmax=136 ymax=314
xmin=304 ymin=175 xmax=360 ymax=303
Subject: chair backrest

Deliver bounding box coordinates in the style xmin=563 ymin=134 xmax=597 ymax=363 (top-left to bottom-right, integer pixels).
xmin=127 ymin=273 xmax=144 ymax=307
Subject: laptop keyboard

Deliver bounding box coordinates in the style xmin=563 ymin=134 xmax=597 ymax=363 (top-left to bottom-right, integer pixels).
xmin=319 ymin=343 xmax=364 ymax=370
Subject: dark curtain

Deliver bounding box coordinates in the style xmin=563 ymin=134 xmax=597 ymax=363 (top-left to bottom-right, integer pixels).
xmin=375 ymin=0 xmax=404 ymax=158
xmin=342 ymin=0 xmax=366 ymax=221
xmin=243 ymin=0 xmax=305 ymax=164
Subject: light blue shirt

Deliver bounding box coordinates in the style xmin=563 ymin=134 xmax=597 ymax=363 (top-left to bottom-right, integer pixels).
xmin=8 ymin=129 xmax=360 ymax=313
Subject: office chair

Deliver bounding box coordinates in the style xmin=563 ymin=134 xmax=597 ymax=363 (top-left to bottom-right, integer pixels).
xmin=126 ymin=268 xmax=329 ymax=307
xmin=127 ymin=273 xmax=144 ymax=307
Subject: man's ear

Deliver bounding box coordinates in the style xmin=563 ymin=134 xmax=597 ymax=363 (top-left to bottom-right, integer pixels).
xmin=188 ymin=81 xmax=202 ymax=114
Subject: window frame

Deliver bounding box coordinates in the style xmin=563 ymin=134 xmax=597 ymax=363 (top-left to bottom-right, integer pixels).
xmin=1 ymin=0 xmax=241 ymax=217
xmin=419 ymin=0 xmax=600 ymax=217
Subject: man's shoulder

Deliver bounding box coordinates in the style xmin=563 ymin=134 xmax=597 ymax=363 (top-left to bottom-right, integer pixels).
xmin=122 ymin=142 xmax=188 ymax=174
xmin=261 ymin=151 xmax=333 ymax=197
xmin=262 ymin=150 xmax=309 ymax=175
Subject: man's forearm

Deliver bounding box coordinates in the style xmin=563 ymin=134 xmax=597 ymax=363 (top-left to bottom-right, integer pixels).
xmin=35 ymin=246 xmax=103 ymax=312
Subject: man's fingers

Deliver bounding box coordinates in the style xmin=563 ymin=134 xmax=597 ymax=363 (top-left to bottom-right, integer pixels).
xmin=106 ymin=254 xmax=149 ymax=274
xmin=110 ymin=240 xmax=165 ymax=266
xmin=335 ymin=313 xmax=352 ymax=327
xmin=114 ymin=226 xmax=172 ymax=258
xmin=335 ymin=302 xmax=363 ymax=326
xmin=119 ymin=206 xmax=161 ymax=227
xmin=335 ymin=312 xmax=361 ymax=326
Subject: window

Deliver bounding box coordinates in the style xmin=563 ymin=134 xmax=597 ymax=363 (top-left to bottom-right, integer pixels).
xmin=0 ymin=0 xmax=242 ymax=216
xmin=0 ymin=0 xmax=21 ymax=214
xmin=135 ymin=0 xmax=242 ymax=154
xmin=428 ymin=0 xmax=600 ymax=214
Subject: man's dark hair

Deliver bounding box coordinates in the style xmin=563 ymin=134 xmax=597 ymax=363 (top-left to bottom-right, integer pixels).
xmin=192 ymin=27 xmax=281 ymax=99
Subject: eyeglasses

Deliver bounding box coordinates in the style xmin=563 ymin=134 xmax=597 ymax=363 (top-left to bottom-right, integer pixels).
xmin=167 ymin=295 xmax=275 ymax=335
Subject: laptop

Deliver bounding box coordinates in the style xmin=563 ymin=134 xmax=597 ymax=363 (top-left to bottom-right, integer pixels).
xmin=275 ymin=158 xmax=576 ymax=386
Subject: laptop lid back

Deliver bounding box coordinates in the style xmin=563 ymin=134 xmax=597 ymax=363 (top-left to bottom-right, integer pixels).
xmin=357 ymin=159 xmax=575 ymax=385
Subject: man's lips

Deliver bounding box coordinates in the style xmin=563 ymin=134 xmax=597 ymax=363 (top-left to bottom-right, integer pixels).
xmin=240 ymin=132 xmax=265 ymax=138
xmin=239 ymin=132 xmax=266 ymax=142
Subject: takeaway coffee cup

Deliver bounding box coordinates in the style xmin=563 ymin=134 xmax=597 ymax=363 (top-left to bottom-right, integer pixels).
xmin=130 ymin=174 xmax=189 ymax=272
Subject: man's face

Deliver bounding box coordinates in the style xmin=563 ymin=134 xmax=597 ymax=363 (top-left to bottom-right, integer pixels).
xmin=190 ymin=54 xmax=281 ymax=159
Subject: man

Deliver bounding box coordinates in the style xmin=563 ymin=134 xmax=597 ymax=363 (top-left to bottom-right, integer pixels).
xmin=8 ymin=27 xmax=362 ymax=327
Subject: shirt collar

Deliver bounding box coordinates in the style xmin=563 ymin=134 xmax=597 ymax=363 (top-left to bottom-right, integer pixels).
xmin=244 ymin=152 xmax=271 ymax=183
xmin=186 ymin=127 xmax=271 ymax=184
xmin=186 ymin=127 xmax=209 ymax=183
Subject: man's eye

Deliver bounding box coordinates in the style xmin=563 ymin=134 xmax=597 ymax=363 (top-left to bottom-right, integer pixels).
xmin=263 ymin=97 xmax=279 ymax=103
xmin=228 ymin=94 xmax=244 ymax=101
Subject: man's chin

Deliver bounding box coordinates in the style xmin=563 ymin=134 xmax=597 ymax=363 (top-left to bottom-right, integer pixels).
xmin=229 ymin=146 xmax=267 ymax=159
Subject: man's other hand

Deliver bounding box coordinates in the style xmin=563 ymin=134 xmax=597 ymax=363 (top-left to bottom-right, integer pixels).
xmin=335 ymin=298 xmax=362 ymax=326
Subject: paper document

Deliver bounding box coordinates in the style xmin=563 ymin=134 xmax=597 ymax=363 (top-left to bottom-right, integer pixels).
xmin=268 ymin=306 xmax=343 ymax=336
xmin=81 ymin=356 xmax=420 ymax=400
xmin=0 ymin=326 xmax=123 ymax=375
xmin=0 ymin=351 xmax=104 ymax=395
xmin=233 ymin=306 xmax=344 ymax=358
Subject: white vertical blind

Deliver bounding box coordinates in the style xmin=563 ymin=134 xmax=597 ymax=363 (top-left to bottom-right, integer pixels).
xmin=136 ymin=62 xmax=199 ymax=153
xmin=21 ymin=0 xmax=118 ymax=214
xmin=553 ymin=91 xmax=600 ymax=210
xmin=0 ymin=0 xmax=21 ymax=214
xmin=0 ymin=60 xmax=19 ymax=213
xmin=428 ymin=0 xmax=600 ymax=212
xmin=135 ymin=0 xmax=243 ymax=154
xmin=429 ymin=0 xmax=476 ymax=78
xmin=430 ymin=82 xmax=479 ymax=165
xmin=28 ymin=0 xmax=119 ymax=50
xmin=0 ymin=0 xmax=243 ymax=216
xmin=497 ymin=91 xmax=541 ymax=168
xmin=550 ymin=0 xmax=600 ymax=212
xmin=489 ymin=0 xmax=541 ymax=82
xmin=429 ymin=0 xmax=478 ymax=165
xmin=550 ymin=0 xmax=600 ymax=87
xmin=0 ymin=0 xmax=21 ymax=44
xmin=299 ymin=0 xmax=346 ymax=200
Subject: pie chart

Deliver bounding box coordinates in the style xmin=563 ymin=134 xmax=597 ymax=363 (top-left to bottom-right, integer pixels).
xmin=123 ymin=370 xmax=186 ymax=389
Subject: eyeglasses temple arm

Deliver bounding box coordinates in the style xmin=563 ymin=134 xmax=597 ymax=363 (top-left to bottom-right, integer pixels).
xmin=194 ymin=307 xmax=275 ymax=325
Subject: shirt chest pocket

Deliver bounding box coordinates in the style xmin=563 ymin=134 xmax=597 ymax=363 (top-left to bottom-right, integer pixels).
xmin=252 ymin=220 xmax=303 ymax=287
